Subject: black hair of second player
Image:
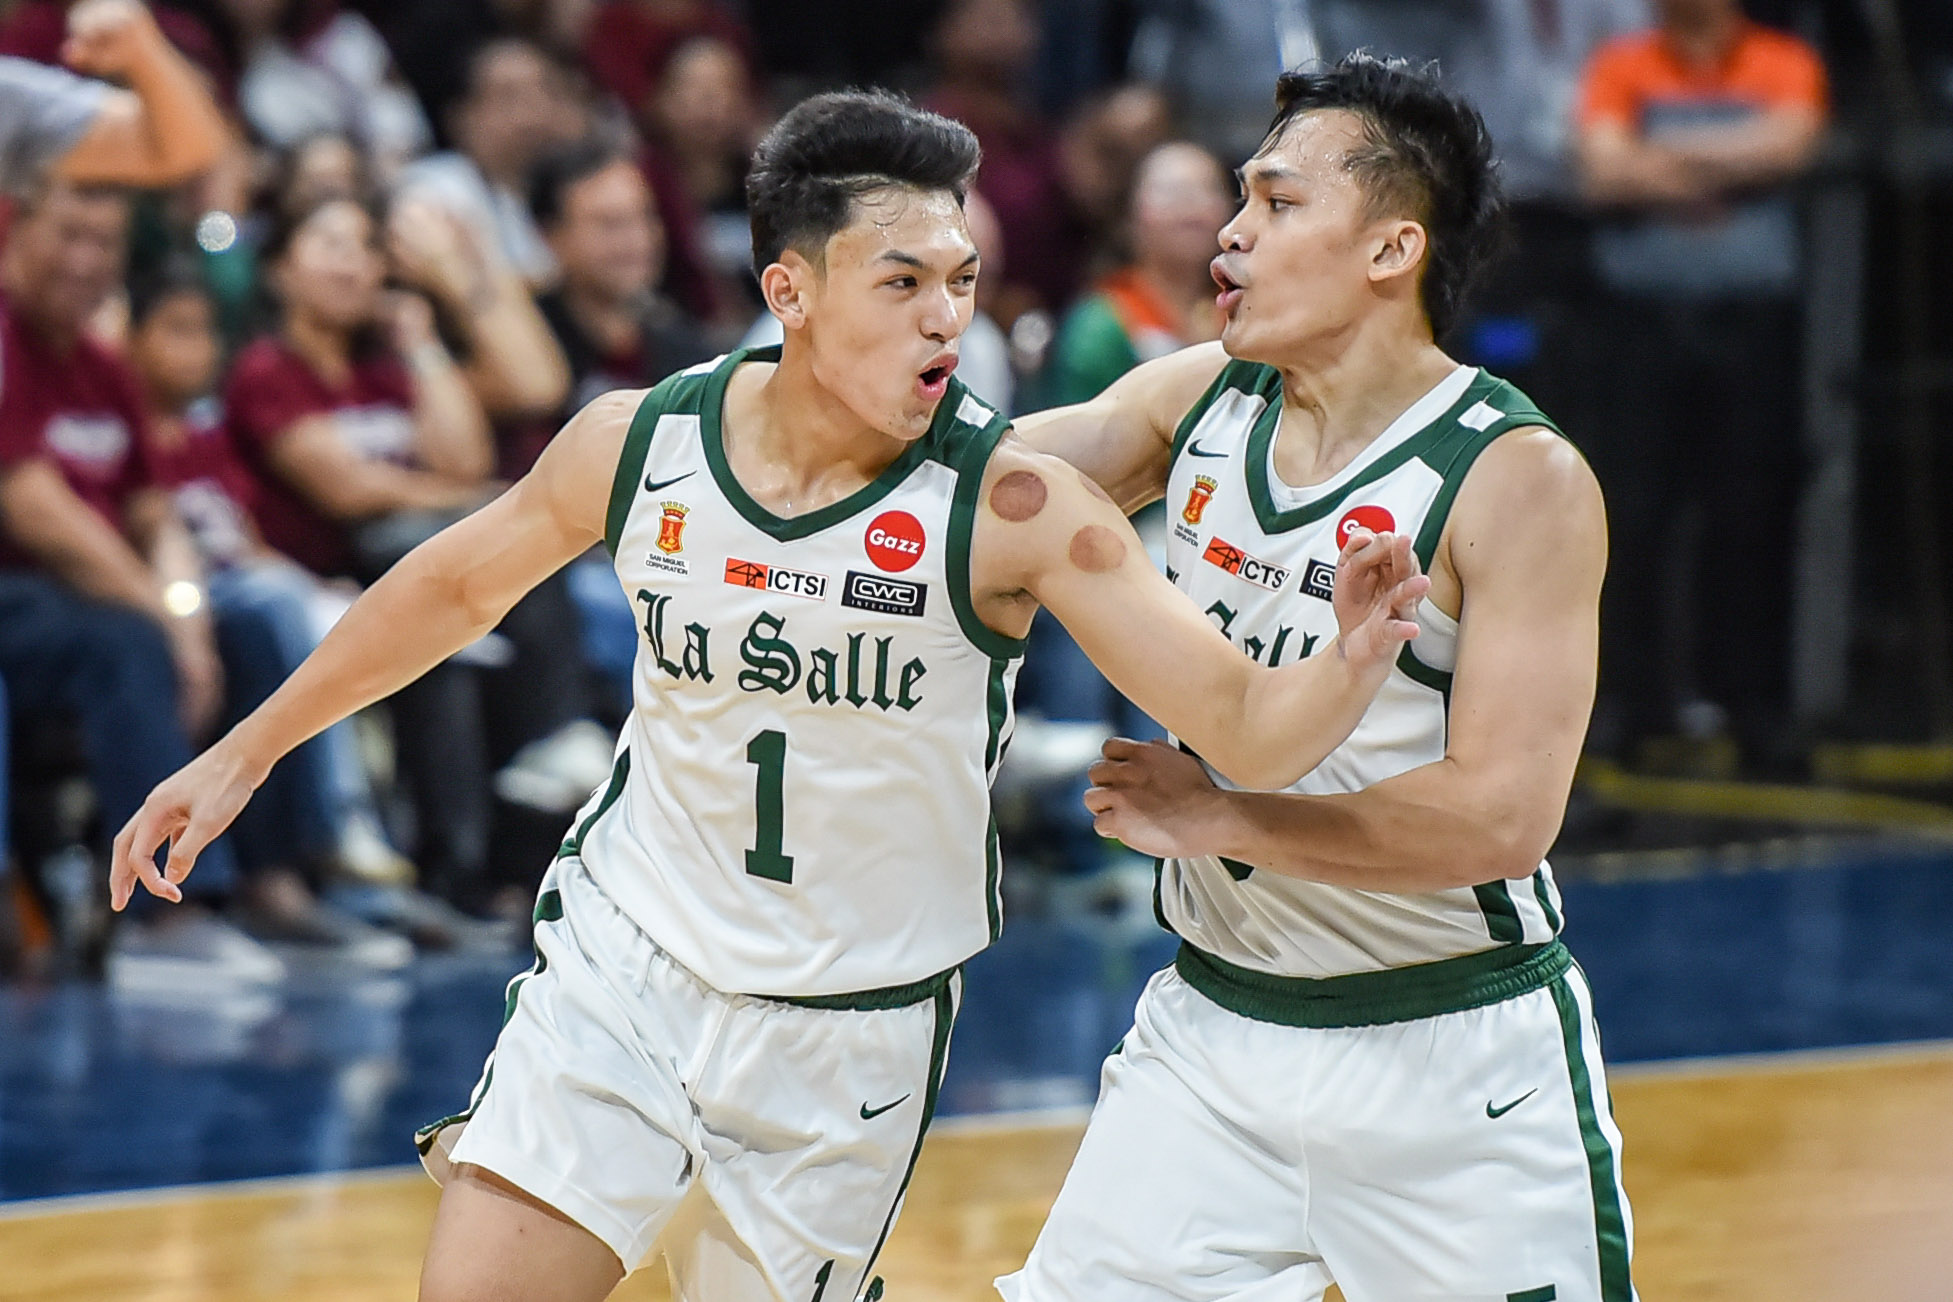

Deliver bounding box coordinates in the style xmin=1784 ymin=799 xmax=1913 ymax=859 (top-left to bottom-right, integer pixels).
xmin=745 ymin=89 xmax=981 ymax=278
xmin=1264 ymin=52 xmax=1506 ymax=340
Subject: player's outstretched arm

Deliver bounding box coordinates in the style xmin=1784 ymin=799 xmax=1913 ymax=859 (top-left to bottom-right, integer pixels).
xmin=1012 ymin=341 xmax=1229 ymax=515
xmin=1086 ymin=429 xmax=1606 ymax=891
xmin=971 ymin=439 xmax=1426 ymax=792
xmin=108 ymin=390 xmax=638 ymax=910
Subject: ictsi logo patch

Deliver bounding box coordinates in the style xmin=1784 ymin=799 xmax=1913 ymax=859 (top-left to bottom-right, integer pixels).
xmin=1336 ymin=504 xmax=1395 ymax=547
xmin=1202 ymin=537 xmax=1289 ymax=592
xmin=724 ymin=558 xmax=828 ymax=601
xmin=866 ymin=510 xmax=925 ymax=572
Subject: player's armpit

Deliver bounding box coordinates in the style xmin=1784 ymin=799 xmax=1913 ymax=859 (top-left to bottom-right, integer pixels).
xmin=1015 ymin=341 xmax=1229 ymax=515
xmin=971 ymin=439 xmax=1424 ymax=791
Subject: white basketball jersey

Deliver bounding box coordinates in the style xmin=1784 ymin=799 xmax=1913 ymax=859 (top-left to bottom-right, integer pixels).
xmin=1159 ymin=360 xmax=1568 ymax=978
xmin=566 ymin=348 xmax=1025 ymax=998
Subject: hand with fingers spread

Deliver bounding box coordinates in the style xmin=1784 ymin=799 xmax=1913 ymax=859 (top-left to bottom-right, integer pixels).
xmin=1084 ymin=737 xmax=1231 ymax=861
xmin=1330 ymin=528 xmax=1430 ymax=677
xmin=109 ymin=739 xmax=263 ymax=911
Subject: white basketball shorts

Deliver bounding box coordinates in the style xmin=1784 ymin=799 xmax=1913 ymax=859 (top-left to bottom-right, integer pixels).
xmin=998 ymin=944 xmax=1633 ymax=1302
xmin=416 ymin=855 xmax=958 ymax=1302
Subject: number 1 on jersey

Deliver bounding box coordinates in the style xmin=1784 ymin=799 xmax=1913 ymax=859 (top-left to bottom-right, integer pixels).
xmin=745 ymin=729 xmax=794 ymax=883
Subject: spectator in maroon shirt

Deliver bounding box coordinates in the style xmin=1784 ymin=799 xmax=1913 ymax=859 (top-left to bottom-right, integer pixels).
xmin=127 ymin=264 xmax=419 ymax=912
xmin=225 ymin=194 xmax=493 ymax=580
xmin=0 ymin=178 xmax=270 ymax=978
xmin=230 ymin=193 xmax=608 ymax=910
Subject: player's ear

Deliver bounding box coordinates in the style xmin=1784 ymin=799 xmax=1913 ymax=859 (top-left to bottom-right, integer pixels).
xmin=762 ymin=250 xmax=814 ymax=330
xmin=1368 ymin=218 xmax=1427 ymax=287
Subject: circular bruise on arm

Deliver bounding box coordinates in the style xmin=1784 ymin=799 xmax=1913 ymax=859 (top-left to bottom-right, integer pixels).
xmin=989 ymin=468 xmax=1048 ymax=522
xmin=1069 ymin=523 xmax=1126 ymax=573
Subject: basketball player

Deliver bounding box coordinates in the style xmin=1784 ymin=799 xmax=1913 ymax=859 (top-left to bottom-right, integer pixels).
xmin=1002 ymin=55 xmax=1631 ymax=1302
xmin=108 ymin=92 xmax=1427 ymax=1302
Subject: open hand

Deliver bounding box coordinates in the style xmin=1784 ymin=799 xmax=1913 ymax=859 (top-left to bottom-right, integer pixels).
xmin=1331 ymin=528 xmax=1428 ymax=674
xmin=109 ymin=742 xmax=260 ymax=911
xmin=1083 ymin=737 xmax=1229 ymax=860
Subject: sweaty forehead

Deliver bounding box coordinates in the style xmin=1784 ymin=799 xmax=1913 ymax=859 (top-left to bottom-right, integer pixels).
xmin=824 ymin=187 xmax=974 ymax=269
xmin=1250 ymin=109 xmax=1372 ymax=184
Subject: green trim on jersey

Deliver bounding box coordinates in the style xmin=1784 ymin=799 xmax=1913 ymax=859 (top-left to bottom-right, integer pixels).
xmin=699 ymin=346 xmax=940 ymax=541
xmin=557 ymin=748 xmax=631 ymax=859
xmin=414 ymin=883 xmax=569 ymax=1154
xmin=945 ymin=411 xmax=1031 ymax=662
xmin=859 ymin=976 xmax=957 ymax=1287
xmin=606 ymin=370 xmax=711 ymax=557
xmin=1550 ymin=974 xmax=1635 ymax=1302
xmin=1169 ymin=356 xmax=1259 ymax=460
xmin=1409 ymin=406 xmax=1560 ymax=570
xmin=1174 ymin=936 xmax=1571 ymax=1029
xmin=770 ymin=962 xmax=958 ymax=1011
xmin=1473 ymin=882 xmax=1527 ymax=944
xmin=982 ymin=659 xmax=1012 ymax=940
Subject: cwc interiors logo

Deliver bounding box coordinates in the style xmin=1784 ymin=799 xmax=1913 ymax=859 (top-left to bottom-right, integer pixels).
xmin=1336 ymin=504 xmax=1395 ymax=547
xmin=865 ymin=510 xmax=926 ymax=572
xmin=1182 ymin=475 xmax=1218 ymax=526
xmin=656 ymin=501 xmax=690 ymax=554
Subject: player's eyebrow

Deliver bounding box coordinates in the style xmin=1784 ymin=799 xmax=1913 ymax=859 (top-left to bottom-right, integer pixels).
xmin=1238 ymin=161 xmax=1303 ymax=188
xmin=875 ymin=249 xmax=982 ymax=271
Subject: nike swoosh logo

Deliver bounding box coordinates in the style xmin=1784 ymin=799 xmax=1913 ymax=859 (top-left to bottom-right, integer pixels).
xmin=1186 ymin=440 xmax=1227 ymax=458
xmin=645 ymin=471 xmax=696 ymax=492
xmin=1486 ymin=1088 xmax=1538 ymax=1119
xmin=860 ymin=1094 xmax=911 ymax=1120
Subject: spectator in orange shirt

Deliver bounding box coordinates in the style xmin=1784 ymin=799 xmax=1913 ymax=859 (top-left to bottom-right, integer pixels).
xmin=1572 ymin=0 xmax=1826 ymax=773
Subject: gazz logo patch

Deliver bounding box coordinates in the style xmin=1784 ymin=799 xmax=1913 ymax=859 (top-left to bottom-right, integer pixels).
xmin=841 ymin=571 xmax=927 ymax=617
xmin=1202 ymin=537 xmax=1290 ymax=592
xmin=1302 ymin=558 xmax=1337 ymax=602
xmin=724 ymin=558 xmax=828 ymax=601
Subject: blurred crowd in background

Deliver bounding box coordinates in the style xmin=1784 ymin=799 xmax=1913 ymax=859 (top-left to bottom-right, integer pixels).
xmin=0 ymin=0 xmax=1949 ymax=988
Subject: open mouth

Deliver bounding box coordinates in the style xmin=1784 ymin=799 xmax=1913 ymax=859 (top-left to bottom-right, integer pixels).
xmin=916 ymin=355 xmax=959 ymax=397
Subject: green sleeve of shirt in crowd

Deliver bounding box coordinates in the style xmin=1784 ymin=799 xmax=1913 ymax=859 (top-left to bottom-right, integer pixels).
xmin=1047 ymin=294 xmax=1140 ymax=406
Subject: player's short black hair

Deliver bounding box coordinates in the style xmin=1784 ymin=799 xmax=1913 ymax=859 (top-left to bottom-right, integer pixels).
xmin=745 ymin=90 xmax=981 ymax=278
xmin=1264 ymin=53 xmax=1503 ymax=339
xmin=530 ymin=138 xmax=632 ymax=229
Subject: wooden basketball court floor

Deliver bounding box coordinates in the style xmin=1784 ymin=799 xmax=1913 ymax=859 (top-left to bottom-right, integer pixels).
xmin=3 ymin=1040 xmax=1947 ymax=1302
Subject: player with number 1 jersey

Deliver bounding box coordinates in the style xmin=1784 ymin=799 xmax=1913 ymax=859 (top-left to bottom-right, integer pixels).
xmin=110 ymin=91 xmax=1429 ymax=1302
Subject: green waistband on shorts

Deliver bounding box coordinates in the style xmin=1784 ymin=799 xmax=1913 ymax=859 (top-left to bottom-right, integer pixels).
xmin=1174 ymin=938 xmax=1572 ymax=1029
xmin=764 ymin=964 xmax=959 ymax=1012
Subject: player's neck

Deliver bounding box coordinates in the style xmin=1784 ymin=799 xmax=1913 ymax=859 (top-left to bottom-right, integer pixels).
xmin=1270 ymin=322 xmax=1460 ymax=482
xmin=724 ymin=349 xmax=909 ymax=513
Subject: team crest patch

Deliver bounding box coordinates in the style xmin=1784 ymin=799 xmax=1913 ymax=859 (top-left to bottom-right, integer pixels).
xmin=1202 ymin=537 xmax=1290 ymax=592
xmin=656 ymin=502 xmax=690 ymax=554
xmin=724 ymin=558 xmax=828 ymax=601
xmin=1182 ymin=475 xmax=1217 ymax=525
